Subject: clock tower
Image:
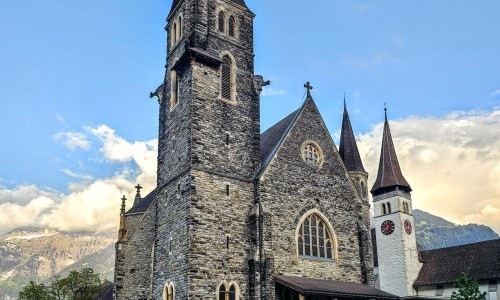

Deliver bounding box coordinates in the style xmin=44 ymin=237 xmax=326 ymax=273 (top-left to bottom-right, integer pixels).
xmin=371 ymin=109 xmax=421 ymax=297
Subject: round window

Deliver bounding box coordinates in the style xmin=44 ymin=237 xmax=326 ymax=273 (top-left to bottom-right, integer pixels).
xmin=302 ymin=143 xmax=322 ymax=166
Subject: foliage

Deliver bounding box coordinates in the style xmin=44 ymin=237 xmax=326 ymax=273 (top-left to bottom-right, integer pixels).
xmin=450 ymin=273 xmax=486 ymax=300
xmin=17 ymin=268 xmax=108 ymax=300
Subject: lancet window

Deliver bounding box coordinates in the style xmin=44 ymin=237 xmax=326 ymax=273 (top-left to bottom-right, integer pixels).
xmin=297 ymin=213 xmax=334 ymax=259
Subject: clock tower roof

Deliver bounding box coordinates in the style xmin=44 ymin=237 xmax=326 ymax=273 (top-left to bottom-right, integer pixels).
xmin=371 ymin=108 xmax=412 ymax=196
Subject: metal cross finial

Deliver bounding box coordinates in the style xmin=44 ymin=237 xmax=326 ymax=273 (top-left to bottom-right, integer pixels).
xmin=384 ymin=102 xmax=388 ymax=120
xmin=121 ymin=195 xmax=127 ymax=211
xmin=135 ymin=184 xmax=142 ymax=194
xmin=304 ymin=81 xmax=313 ymax=97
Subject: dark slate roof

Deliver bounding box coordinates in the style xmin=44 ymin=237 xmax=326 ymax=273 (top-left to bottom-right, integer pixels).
xmin=275 ymin=275 xmax=400 ymax=299
xmin=94 ymin=283 xmax=114 ymax=300
xmin=371 ymin=112 xmax=412 ymax=196
xmin=414 ymin=239 xmax=500 ymax=286
xmin=260 ymin=109 xmax=299 ymax=169
xmin=126 ymin=188 xmax=158 ymax=214
xmin=339 ymin=100 xmax=366 ymax=173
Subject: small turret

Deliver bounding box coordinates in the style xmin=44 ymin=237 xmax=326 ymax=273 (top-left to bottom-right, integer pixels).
xmin=339 ymin=96 xmax=369 ymax=200
xmin=118 ymin=195 xmax=127 ymax=241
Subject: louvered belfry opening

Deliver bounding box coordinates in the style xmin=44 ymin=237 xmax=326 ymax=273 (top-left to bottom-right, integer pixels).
xmin=218 ymin=11 xmax=225 ymax=32
xmin=221 ymin=56 xmax=232 ymax=100
xmin=228 ymin=16 xmax=235 ymax=37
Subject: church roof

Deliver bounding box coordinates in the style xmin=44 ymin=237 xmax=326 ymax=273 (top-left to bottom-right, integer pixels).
xmin=414 ymin=239 xmax=500 ymax=286
xmin=260 ymin=108 xmax=300 ymax=171
xmin=370 ymin=111 xmax=412 ymax=196
xmin=126 ymin=187 xmax=158 ymax=214
xmin=275 ymin=275 xmax=400 ymax=299
xmin=93 ymin=283 xmax=114 ymax=300
xmin=339 ymin=100 xmax=366 ymax=173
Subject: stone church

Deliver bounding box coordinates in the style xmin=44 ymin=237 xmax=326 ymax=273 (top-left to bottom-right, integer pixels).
xmin=109 ymin=0 xmax=499 ymax=299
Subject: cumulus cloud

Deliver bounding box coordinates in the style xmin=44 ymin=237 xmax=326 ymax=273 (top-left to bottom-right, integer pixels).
xmin=490 ymin=89 xmax=500 ymax=98
xmin=54 ymin=131 xmax=90 ymax=151
xmin=0 ymin=125 xmax=157 ymax=234
xmin=358 ymin=108 xmax=500 ymax=233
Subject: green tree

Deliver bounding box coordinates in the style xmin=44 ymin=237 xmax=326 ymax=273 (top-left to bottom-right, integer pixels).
xmin=18 ymin=281 xmax=54 ymax=300
xmin=18 ymin=268 xmax=106 ymax=300
xmin=451 ymin=273 xmax=486 ymax=300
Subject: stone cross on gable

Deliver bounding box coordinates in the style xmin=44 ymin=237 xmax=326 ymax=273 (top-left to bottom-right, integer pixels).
xmin=135 ymin=184 xmax=142 ymax=194
xmin=304 ymin=81 xmax=313 ymax=97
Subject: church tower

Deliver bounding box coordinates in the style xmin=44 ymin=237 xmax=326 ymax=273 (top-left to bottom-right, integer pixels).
xmin=339 ymin=98 xmax=374 ymax=285
xmin=371 ymin=108 xmax=421 ymax=297
xmin=150 ymin=0 xmax=260 ymax=298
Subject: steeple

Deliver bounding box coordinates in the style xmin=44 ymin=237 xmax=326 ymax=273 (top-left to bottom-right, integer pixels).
xmin=371 ymin=107 xmax=412 ymax=196
xmin=118 ymin=195 xmax=127 ymax=241
xmin=339 ymin=96 xmax=366 ymax=173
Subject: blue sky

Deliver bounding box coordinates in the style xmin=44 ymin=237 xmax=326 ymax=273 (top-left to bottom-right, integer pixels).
xmin=0 ymin=0 xmax=499 ymax=233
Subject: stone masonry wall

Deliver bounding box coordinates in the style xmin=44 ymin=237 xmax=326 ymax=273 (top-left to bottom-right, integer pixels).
xmin=115 ymin=208 xmax=156 ymax=300
xmin=259 ymin=98 xmax=367 ymax=288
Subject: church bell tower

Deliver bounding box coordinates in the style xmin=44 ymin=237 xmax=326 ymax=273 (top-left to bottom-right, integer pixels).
xmin=150 ymin=0 xmax=260 ymax=298
xmin=371 ymin=108 xmax=421 ymax=297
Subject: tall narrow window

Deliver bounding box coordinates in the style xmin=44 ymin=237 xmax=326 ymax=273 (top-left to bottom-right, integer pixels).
xmin=178 ymin=16 xmax=183 ymax=39
xmin=163 ymin=282 xmax=174 ymax=300
xmin=387 ymin=203 xmax=392 ymax=213
xmin=228 ymin=285 xmax=236 ymax=300
xmin=170 ymin=71 xmax=179 ymax=109
xmin=221 ymin=56 xmax=232 ymax=100
xmin=382 ymin=203 xmax=386 ymax=215
xmin=218 ymin=11 xmax=225 ymax=32
xmin=218 ymin=284 xmax=226 ymax=300
xmin=228 ymin=16 xmax=235 ymax=37
xmin=172 ymin=23 xmax=177 ymax=45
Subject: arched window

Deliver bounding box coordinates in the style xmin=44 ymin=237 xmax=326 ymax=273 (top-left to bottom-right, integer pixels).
xmin=387 ymin=202 xmax=392 ymax=214
xmin=218 ymin=11 xmax=225 ymax=32
xmin=297 ymin=213 xmax=335 ymax=259
xmin=360 ymin=181 xmax=366 ymax=197
xmin=163 ymin=282 xmax=175 ymax=300
xmin=217 ymin=282 xmax=239 ymax=300
xmin=178 ymin=16 xmax=183 ymax=39
xmin=382 ymin=203 xmax=386 ymax=215
xmin=172 ymin=23 xmax=177 ymax=45
xmin=170 ymin=70 xmax=179 ymax=109
xmin=228 ymin=16 xmax=235 ymax=37
xmin=221 ymin=56 xmax=232 ymax=100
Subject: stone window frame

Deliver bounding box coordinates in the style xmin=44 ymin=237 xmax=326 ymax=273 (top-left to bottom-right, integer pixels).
xmin=216 ymin=280 xmax=240 ymax=300
xmin=170 ymin=12 xmax=184 ymax=49
xmin=215 ymin=7 xmax=239 ymax=39
xmin=300 ymin=140 xmax=325 ymax=168
xmin=162 ymin=281 xmax=175 ymax=300
xmin=218 ymin=51 xmax=237 ymax=104
xmin=295 ymin=208 xmax=338 ymax=262
xmin=170 ymin=70 xmax=180 ymax=110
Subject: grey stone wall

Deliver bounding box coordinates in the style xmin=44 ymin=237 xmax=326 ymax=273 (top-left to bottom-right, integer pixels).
xmin=259 ymin=98 xmax=369 ymax=288
xmin=115 ymin=208 xmax=156 ymax=300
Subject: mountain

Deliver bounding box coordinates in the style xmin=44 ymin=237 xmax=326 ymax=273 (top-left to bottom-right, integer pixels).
xmin=0 ymin=227 xmax=115 ymax=300
xmin=413 ymin=209 xmax=499 ymax=250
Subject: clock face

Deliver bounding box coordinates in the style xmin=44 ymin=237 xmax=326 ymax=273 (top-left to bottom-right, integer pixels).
xmin=381 ymin=220 xmax=395 ymax=235
xmin=404 ymin=220 xmax=412 ymax=235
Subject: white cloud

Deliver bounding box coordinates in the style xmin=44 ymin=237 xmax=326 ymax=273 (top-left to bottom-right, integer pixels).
xmin=0 ymin=125 xmax=157 ymax=234
xmin=55 ymin=112 xmax=69 ymax=128
xmin=261 ymin=88 xmax=286 ymax=97
xmin=61 ymin=168 xmax=93 ymax=181
xmin=358 ymin=108 xmax=500 ymax=233
xmin=54 ymin=131 xmax=90 ymax=151
xmin=490 ymin=89 xmax=500 ymax=97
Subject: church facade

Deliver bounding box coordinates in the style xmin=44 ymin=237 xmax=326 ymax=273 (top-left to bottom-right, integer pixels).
xmin=113 ymin=0 xmax=389 ymax=299
xmin=110 ymin=0 xmax=499 ymax=299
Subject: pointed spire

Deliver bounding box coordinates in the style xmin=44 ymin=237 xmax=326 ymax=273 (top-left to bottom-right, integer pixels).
xmin=371 ymin=107 xmax=412 ymax=196
xmin=133 ymin=184 xmax=142 ymax=206
xmin=119 ymin=195 xmax=127 ymax=240
xmin=339 ymin=97 xmax=366 ymax=173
